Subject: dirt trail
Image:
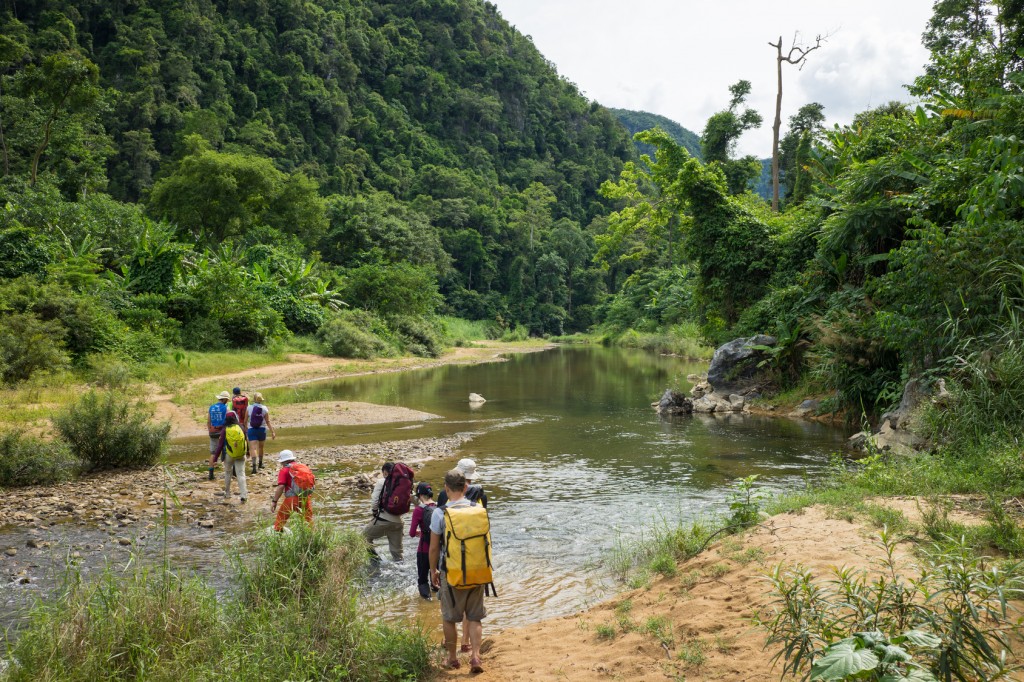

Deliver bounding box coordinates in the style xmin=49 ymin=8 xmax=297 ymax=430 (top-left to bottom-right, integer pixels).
xmin=443 ymin=507 xmax=928 ymax=682
xmin=153 ymin=343 xmax=553 ymax=438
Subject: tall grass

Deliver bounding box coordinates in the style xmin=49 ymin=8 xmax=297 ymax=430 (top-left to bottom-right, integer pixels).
xmin=601 ymin=323 xmax=712 ymax=360
xmin=3 ymin=524 xmax=431 ymax=682
xmin=438 ymin=316 xmax=498 ymax=345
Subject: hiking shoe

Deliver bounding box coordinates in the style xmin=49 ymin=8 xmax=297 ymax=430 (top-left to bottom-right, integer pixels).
xmin=207 ymin=468 xmax=215 ymax=480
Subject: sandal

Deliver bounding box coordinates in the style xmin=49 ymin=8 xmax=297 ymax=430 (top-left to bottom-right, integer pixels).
xmin=470 ymin=658 xmax=484 ymax=674
xmin=460 ymin=644 xmax=472 ymax=653
xmin=445 ymin=659 xmax=461 ymax=670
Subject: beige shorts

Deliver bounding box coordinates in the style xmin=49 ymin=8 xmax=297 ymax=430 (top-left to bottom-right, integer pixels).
xmin=439 ymin=573 xmax=487 ymax=623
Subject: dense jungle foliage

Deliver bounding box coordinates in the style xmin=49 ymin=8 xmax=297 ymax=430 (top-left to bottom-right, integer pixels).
xmin=3 ymin=0 xmax=1024 ymax=434
xmin=0 ymin=0 xmax=637 ymax=383
xmin=611 ymin=108 xmax=702 ymax=160
xmin=598 ymin=0 xmax=1024 ymax=421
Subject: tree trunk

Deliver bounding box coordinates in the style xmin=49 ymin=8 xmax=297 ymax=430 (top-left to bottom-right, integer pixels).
xmin=771 ymin=37 xmax=783 ymax=213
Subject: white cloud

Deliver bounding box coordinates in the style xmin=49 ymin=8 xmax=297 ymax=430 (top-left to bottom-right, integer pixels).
xmin=493 ymin=0 xmax=935 ymax=157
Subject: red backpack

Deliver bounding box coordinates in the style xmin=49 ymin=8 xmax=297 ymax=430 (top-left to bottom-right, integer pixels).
xmin=286 ymin=463 xmax=316 ymax=498
xmin=379 ymin=463 xmax=414 ymax=516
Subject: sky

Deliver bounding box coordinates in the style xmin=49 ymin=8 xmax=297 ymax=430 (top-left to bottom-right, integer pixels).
xmin=491 ymin=0 xmax=935 ymax=157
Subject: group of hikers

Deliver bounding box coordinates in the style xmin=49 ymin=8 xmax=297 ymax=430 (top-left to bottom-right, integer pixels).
xmin=362 ymin=457 xmax=493 ymax=673
xmin=207 ymin=389 xmax=493 ymax=672
xmin=206 ymin=388 xmax=314 ymax=531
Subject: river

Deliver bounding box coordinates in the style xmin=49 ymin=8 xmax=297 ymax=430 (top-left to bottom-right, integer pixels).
xmin=2 ymin=346 xmax=848 ymax=632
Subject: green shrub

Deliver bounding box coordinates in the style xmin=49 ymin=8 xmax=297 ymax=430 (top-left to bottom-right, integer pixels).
xmin=53 ymin=390 xmax=169 ymax=471
xmin=0 ymin=311 xmax=69 ymax=384
xmin=389 ymin=315 xmax=443 ymax=358
xmin=0 ymin=430 xmax=81 ymax=487
xmin=759 ymin=529 xmax=1024 ymax=682
xmin=501 ymin=323 xmax=530 ymax=342
xmin=317 ymin=312 xmax=393 ymax=359
xmin=181 ymin=316 xmax=228 ymax=351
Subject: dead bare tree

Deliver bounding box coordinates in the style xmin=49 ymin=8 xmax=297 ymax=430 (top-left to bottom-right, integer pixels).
xmin=769 ymin=33 xmax=826 ymax=212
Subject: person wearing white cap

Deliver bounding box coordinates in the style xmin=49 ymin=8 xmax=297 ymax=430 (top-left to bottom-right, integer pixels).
xmin=434 ymin=457 xmax=487 ymax=657
xmin=436 ymin=458 xmax=487 ymax=509
xmin=271 ymin=450 xmax=315 ymax=531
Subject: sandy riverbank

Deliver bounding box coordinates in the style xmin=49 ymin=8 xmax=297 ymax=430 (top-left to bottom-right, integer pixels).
xmin=154 ymin=341 xmax=554 ymax=438
xmin=444 ymin=502 xmax=1004 ymax=682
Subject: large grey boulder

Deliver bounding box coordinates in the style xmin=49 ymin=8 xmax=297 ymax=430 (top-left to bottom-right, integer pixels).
xmin=706 ymin=335 xmax=777 ymax=393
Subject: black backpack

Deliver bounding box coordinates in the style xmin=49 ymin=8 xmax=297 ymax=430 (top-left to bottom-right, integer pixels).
xmin=419 ymin=503 xmax=436 ymax=539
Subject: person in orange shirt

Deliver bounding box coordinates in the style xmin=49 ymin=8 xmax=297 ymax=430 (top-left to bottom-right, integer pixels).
xmin=270 ymin=450 xmax=314 ymax=531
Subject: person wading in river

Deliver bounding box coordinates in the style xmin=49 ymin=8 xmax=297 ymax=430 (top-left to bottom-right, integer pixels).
xmin=206 ymin=391 xmax=232 ymax=480
xmin=436 ymin=458 xmax=487 ymax=508
xmin=430 ymin=468 xmax=493 ymax=673
xmin=362 ymin=462 xmax=412 ymax=561
xmin=213 ymin=412 xmax=248 ymax=503
xmin=409 ymin=481 xmax=437 ymax=599
xmin=271 ymin=450 xmax=315 ymax=531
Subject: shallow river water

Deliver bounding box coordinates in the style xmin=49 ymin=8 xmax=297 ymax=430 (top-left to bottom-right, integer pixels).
xmin=3 ymin=346 xmax=849 ymax=633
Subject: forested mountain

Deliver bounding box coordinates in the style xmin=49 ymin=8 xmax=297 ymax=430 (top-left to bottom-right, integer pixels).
xmin=0 ymin=0 xmax=636 ymax=366
xmin=610 ymin=109 xmax=701 ymax=160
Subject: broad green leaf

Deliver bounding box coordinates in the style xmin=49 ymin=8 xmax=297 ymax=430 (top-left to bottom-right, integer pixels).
xmin=810 ymin=641 xmax=880 ymax=680
xmin=902 ymin=630 xmax=941 ymax=648
xmin=880 ymin=668 xmax=938 ymax=682
xmin=878 ymin=644 xmax=912 ymax=663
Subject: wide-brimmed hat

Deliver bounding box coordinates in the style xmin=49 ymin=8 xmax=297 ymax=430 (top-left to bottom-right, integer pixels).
xmin=456 ymin=458 xmax=477 ymax=479
xmin=216 ymin=391 xmax=231 ymax=400
xmin=277 ymin=450 xmax=296 ymax=463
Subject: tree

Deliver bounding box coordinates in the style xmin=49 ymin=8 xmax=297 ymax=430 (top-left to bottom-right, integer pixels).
xmin=778 ymin=102 xmax=825 ymax=205
xmin=768 ymin=33 xmax=825 ymax=211
xmin=700 ymin=81 xmax=764 ymax=195
xmin=21 ymin=52 xmax=102 ymax=187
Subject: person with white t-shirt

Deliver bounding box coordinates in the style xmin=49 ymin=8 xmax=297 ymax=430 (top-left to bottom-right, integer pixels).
xmin=245 ymin=392 xmax=276 ymax=473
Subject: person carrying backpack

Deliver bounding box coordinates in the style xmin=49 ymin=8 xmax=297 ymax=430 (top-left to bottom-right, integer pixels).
xmin=429 ymin=468 xmax=493 ymax=674
xmin=271 ymin=450 xmax=315 ymax=531
xmin=231 ymin=387 xmax=250 ymax=429
xmin=436 ymin=458 xmax=487 ymax=509
xmin=246 ymin=392 xmax=276 ymax=474
xmin=409 ymin=482 xmax=438 ymax=600
xmin=362 ymin=461 xmax=413 ymax=561
xmin=206 ymin=391 xmax=232 ymax=480
xmin=213 ymin=412 xmax=248 ymax=503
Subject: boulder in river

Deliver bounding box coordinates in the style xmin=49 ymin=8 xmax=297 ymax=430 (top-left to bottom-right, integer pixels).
xmin=656 ymin=389 xmax=693 ymax=415
xmin=706 ymin=335 xmax=776 ymax=393
xmin=469 ymin=393 xmax=486 ymax=404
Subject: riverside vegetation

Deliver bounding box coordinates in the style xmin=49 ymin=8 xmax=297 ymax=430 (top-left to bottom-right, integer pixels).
xmin=3 ymin=0 xmax=1024 ymax=679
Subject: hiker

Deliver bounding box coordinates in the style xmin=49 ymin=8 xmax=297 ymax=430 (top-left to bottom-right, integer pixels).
xmin=231 ymin=387 xmax=250 ymax=429
xmin=362 ymin=461 xmax=413 ymax=561
xmin=430 ymin=468 xmax=493 ymax=673
xmin=246 ymin=392 xmax=276 ymax=474
xmin=409 ymin=482 xmax=437 ymax=599
xmin=207 ymin=391 xmax=232 ymax=480
xmin=213 ymin=412 xmax=248 ymax=503
xmin=436 ymin=458 xmax=487 ymax=508
xmin=271 ymin=450 xmax=315 ymax=531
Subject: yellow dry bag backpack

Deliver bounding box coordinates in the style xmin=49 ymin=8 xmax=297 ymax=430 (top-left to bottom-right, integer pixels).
xmin=443 ymin=505 xmax=496 ymax=596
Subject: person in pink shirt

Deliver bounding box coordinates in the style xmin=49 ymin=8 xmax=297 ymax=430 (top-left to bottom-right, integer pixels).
xmin=409 ymin=481 xmax=437 ymax=600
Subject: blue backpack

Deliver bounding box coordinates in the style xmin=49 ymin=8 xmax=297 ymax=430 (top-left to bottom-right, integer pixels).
xmin=209 ymin=402 xmax=227 ymax=430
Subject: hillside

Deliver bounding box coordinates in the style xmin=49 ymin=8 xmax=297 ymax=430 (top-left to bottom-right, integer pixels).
xmin=0 ymin=0 xmax=636 ymax=338
xmin=610 ymin=108 xmax=702 ymax=160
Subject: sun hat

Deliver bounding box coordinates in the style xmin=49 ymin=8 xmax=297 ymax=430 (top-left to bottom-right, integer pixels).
xmin=216 ymin=391 xmax=231 ymax=400
xmin=277 ymin=450 xmax=296 ymax=463
xmin=456 ymin=458 xmax=477 ymax=479
xmin=415 ymin=482 xmax=433 ymax=497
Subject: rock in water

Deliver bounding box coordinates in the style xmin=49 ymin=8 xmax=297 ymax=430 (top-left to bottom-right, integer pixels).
xmin=656 ymin=389 xmax=693 ymax=415
xmin=469 ymin=393 xmax=487 ymax=404
xmin=706 ymin=335 xmax=776 ymax=393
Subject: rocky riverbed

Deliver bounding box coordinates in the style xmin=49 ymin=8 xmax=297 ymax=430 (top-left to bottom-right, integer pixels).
xmin=0 ymin=433 xmax=471 ymax=615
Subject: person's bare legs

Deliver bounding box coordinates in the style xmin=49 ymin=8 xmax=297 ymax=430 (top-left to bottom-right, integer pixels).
xmin=468 ymin=620 xmax=483 ymax=671
xmin=461 ymin=615 xmax=471 ymax=649
xmin=443 ymin=620 xmax=459 ymax=666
